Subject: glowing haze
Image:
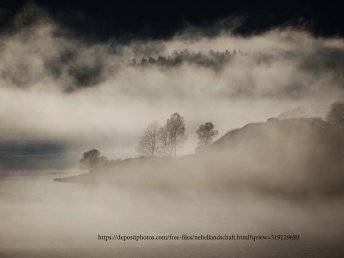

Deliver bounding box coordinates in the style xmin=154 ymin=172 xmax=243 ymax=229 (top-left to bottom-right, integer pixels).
xmin=1 ymin=5 xmax=343 ymax=158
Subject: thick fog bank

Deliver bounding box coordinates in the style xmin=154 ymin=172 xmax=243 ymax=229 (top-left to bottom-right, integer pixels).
xmin=0 ymin=5 xmax=344 ymax=159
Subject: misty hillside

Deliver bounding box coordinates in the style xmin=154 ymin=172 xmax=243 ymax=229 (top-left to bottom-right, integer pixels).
xmin=56 ymin=118 xmax=344 ymax=198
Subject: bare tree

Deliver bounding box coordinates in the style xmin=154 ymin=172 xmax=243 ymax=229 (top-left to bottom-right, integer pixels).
xmin=137 ymin=121 xmax=159 ymax=157
xmin=157 ymin=126 xmax=173 ymax=156
xmin=196 ymin=122 xmax=218 ymax=150
xmin=158 ymin=113 xmax=186 ymax=157
xmin=326 ymin=101 xmax=344 ymax=127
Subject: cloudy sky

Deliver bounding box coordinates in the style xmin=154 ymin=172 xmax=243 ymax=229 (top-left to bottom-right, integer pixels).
xmin=0 ymin=1 xmax=343 ymax=161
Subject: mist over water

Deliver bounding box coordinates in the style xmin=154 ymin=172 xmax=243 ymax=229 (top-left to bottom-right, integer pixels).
xmin=1 ymin=172 xmax=344 ymax=257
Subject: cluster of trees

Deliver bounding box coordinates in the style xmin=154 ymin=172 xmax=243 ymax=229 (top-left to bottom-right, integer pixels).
xmin=78 ymin=113 xmax=219 ymax=171
xmin=137 ymin=113 xmax=186 ymax=157
xmin=137 ymin=113 xmax=218 ymax=157
xmin=131 ymin=49 xmax=253 ymax=69
xmin=326 ymin=101 xmax=344 ymax=127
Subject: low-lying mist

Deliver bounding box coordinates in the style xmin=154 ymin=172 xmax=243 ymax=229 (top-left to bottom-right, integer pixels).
xmin=1 ymin=171 xmax=344 ymax=257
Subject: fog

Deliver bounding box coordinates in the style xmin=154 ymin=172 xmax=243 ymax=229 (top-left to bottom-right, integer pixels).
xmin=1 ymin=173 xmax=344 ymax=257
xmin=0 ymin=5 xmax=343 ymax=158
xmin=1 ymin=4 xmax=344 ymax=257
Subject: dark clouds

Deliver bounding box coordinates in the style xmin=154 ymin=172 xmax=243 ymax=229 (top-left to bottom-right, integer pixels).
xmin=0 ymin=8 xmax=120 ymax=91
xmin=0 ymin=1 xmax=343 ymax=42
xmin=44 ymin=47 xmax=107 ymax=91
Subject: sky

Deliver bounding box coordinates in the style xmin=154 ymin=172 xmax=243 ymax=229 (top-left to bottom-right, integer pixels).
xmin=0 ymin=1 xmax=343 ymax=164
xmin=0 ymin=0 xmax=343 ymax=40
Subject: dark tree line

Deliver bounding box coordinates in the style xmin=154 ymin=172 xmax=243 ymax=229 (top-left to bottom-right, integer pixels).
xmin=131 ymin=49 xmax=259 ymax=69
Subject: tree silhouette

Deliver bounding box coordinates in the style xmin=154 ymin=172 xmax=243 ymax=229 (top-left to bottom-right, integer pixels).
xmin=158 ymin=113 xmax=186 ymax=157
xmin=157 ymin=126 xmax=173 ymax=156
xmin=79 ymin=149 xmax=108 ymax=171
xmin=196 ymin=122 xmax=218 ymax=150
xmin=326 ymin=101 xmax=344 ymax=127
xmin=137 ymin=121 xmax=159 ymax=157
